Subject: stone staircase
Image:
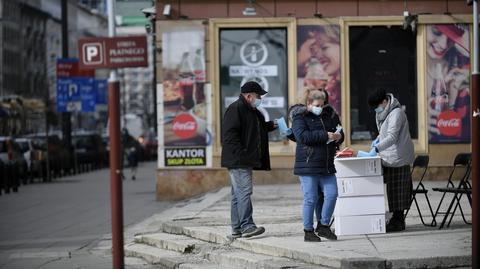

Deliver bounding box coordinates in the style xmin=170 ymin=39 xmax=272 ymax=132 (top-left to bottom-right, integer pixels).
xmin=125 ymin=225 xmax=332 ymax=269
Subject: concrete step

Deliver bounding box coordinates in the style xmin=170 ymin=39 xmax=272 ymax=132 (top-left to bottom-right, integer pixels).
xmin=135 ymin=233 xmax=206 ymax=253
xmin=124 ymin=243 xmax=192 ymax=267
xmin=178 ymin=261 xmax=234 ymax=269
xmin=207 ymin=249 xmax=331 ymax=269
xmin=178 ymin=225 xmax=384 ymax=269
xmin=132 ymin=230 xmax=334 ymax=268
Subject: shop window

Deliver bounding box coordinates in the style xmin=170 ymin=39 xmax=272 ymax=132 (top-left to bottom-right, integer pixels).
xmin=219 ymin=28 xmax=288 ymax=142
xmin=349 ymin=26 xmax=418 ymax=142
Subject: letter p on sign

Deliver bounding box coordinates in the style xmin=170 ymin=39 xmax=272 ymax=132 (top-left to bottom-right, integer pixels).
xmin=82 ymin=42 xmax=103 ymax=65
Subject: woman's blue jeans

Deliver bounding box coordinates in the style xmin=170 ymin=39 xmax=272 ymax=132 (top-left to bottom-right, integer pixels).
xmin=228 ymin=168 xmax=255 ymax=234
xmin=299 ymin=174 xmax=338 ymax=230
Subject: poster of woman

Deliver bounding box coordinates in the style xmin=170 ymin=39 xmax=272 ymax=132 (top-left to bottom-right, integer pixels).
xmin=426 ymin=24 xmax=470 ymax=143
xmin=297 ymin=25 xmax=341 ymax=116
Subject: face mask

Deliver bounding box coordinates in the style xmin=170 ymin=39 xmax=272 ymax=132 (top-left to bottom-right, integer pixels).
xmin=252 ymin=98 xmax=262 ymax=108
xmin=374 ymin=106 xmax=384 ymax=114
xmin=311 ymin=106 xmax=323 ymax=116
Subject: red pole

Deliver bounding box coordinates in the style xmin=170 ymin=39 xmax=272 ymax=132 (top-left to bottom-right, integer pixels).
xmin=472 ymin=73 xmax=479 ymax=269
xmin=108 ymin=80 xmax=124 ymax=269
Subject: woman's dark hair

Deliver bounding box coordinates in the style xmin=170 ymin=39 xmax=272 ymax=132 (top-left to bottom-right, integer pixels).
xmin=368 ymin=89 xmax=388 ymax=108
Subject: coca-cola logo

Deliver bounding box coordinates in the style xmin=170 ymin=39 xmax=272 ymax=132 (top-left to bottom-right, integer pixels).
xmin=172 ymin=113 xmax=197 ymax=138
xmin=437 ymin=110 xmax=462 ymax=137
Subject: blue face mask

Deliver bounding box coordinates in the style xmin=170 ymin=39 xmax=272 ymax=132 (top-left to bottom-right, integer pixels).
xmin=311 ymin=106 xmax=323 ymax=116
xmin=374 ymin=106 xmax=384 ymax=114
xmin=252 ymin=98 xmax=262 ymax=108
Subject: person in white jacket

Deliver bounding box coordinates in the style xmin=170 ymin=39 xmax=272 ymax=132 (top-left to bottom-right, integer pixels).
xmin=367 ymin=89 xmax=414 ymax=232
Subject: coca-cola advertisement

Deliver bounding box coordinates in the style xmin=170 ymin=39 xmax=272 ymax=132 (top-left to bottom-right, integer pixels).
xmin=426 ymin=24 xmax=470 ymax=143
xmin=161 ymin=25 xmax=207 ymax=166
xmin=297 ymin=25 xmax=341 ymax=116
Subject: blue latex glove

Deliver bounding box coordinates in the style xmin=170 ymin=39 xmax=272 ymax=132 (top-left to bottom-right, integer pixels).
xmin=371 ymin=137 xmax=380 ymax=148
xmin=283 ymin=128 xmax=293 ymax=136
xmin=357 ymin=147 xmax=377 ymax=157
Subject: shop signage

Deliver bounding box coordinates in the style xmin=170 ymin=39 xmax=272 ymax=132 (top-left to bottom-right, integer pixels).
xmin=160 ymin=24 xmax=210 ymax=168
xmin=164 ymin=148 xmax=206 ymax=166
xmin=78 ymin=36 xmax=148 ymax=69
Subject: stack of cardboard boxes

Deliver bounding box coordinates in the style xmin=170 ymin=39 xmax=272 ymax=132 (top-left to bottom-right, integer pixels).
xmin=333 ymin=156 xmax=386 ymax=235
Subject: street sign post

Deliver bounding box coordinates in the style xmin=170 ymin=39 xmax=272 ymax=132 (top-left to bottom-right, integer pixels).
xmin=78 ymin=2 xmax=151 ymax=267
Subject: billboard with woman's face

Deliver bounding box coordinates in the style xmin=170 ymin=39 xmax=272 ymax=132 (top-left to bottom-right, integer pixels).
xmin=426 ymin=24 xmax=470 ymax=143
xmin=297 ymin=25 xmax=341 ymax=116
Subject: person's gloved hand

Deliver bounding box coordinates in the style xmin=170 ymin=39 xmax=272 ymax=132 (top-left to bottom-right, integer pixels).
xmin=371 ymin=137 xmax=380 ymax=148
xmin=282 ymin=128 xmax=293 ymax=136
xmin=357 ymin=147 xmax=377 ymax=157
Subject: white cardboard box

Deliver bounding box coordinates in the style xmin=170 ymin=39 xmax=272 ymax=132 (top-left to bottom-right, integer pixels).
xmin=334 ymin=214 xmax=386 ymax=236
xmin=334 ymin=156 xmax=382 ymax=178
xmin=337 ymin=175 xmax=384 ymax=197
xmin=334 ymin=195 xmax=386 ymax=216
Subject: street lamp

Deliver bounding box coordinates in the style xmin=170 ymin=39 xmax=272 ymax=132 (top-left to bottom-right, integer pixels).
xmin=141 ymin=5 xmax=157 ymax=134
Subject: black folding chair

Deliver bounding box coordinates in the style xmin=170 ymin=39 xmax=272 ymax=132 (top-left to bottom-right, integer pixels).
xmin=432 ymin=153 xmax=472 ymax=229
xmin=404 ymin=155 xmax=436 ymax=226
xmin=441 ymin=171 xmax=472 ymax=229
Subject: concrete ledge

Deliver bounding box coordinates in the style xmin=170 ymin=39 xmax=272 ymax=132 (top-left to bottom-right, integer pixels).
xmin=156 ymin=168 xmax=297 ymax=200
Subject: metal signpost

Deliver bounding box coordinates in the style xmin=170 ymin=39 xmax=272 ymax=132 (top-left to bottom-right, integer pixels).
xmin=77 ymin=0 xmax=148 ymax=267
xmin=471 ymin=0 xmax=479 ymax=267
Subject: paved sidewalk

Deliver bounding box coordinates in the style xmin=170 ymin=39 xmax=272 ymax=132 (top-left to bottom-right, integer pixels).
xmin=0 ymin=161 xmax=171 ymax=269
xmin=124 ymin=180 xmax=472 ymax=268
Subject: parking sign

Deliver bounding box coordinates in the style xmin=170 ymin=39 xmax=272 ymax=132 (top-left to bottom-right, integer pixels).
xmin=78 ymin=36 xmax=148 ymax=69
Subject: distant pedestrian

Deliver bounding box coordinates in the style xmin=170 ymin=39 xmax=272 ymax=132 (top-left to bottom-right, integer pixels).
xmin=291 ymin=87 xmax=343 ymax=242
xmin=367 ymin=89 xmax=414 ymax=232
xmin=126 ymin=146 xmax=138 ymax=180
xmin=221 ymin=81 xmax=277 ymax=239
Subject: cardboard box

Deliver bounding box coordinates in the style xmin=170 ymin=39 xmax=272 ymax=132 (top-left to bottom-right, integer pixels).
xmin=334 ymin=214 xmax=386 ymax=236
xmin=337 ymin=175 xmax=384 ymax=197
xmin=334 ymin=156 xmax=382 ymax=178
xmin=334 ymin=195 xmax=386 ymax=216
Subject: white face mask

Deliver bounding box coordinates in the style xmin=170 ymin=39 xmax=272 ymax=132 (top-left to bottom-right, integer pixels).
xmin=374 ymin=106 xmax=384 ymax=114
xmin=311 ymin=106 xmax=323 ymax=116
xmin=252 ymin=98 xmax=262 ymax=108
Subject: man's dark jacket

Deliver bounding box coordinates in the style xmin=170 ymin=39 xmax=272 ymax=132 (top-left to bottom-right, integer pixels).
xmin=221 ymin=95 xmax=275 ymax=170
xmin=291 ymin=105 xmax=344 ymax=176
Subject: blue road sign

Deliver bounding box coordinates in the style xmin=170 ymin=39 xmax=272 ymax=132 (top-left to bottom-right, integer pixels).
xmin=95 ymin=79 xmax=108 ymax=105
xmin=57 ymin=78 xmax=97 ymax=112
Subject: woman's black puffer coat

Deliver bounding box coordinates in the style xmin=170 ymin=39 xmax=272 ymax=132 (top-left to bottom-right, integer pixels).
xmin=291 ymin=105 xmax=344 ymax=176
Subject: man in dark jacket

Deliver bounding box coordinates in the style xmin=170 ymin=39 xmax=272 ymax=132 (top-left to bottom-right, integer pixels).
xmin=221 ymin=81 xmax=277 ymax=238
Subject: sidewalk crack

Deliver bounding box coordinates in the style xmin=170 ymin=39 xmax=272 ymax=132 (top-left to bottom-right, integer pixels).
xmin=365 ymin=235 xmax=380 ymax=254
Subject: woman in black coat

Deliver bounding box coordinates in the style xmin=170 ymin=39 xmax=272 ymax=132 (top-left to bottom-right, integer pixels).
xmin=291 ymin=88 xmax=344 ymax=242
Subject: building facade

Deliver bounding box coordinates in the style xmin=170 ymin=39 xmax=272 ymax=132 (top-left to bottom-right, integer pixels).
xmin=153 ymin=0 xmax=475 ymax=199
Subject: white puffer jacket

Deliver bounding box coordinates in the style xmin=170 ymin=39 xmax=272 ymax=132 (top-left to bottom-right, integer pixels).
xmin=375 ymin=94 xmax=414 ymax=167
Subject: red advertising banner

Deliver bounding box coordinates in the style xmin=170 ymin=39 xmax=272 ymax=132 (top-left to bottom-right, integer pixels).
xmin=78 ymin=36 xmax=148 ymax=69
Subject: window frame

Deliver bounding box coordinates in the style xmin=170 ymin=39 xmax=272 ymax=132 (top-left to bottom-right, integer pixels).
xmin=340 ymin=16 xmax=428 ymax=153
xmin=209 ymin=18 xmax=296 ymax=156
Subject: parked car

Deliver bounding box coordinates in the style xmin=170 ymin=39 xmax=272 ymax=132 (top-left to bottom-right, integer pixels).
xmin=72 ymin=131 xmax=107 ymax=172
xmin=25 ymin=133 xmax=73 ymax=180
xmin=0 ymin=136 xmax=28 ymax=189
